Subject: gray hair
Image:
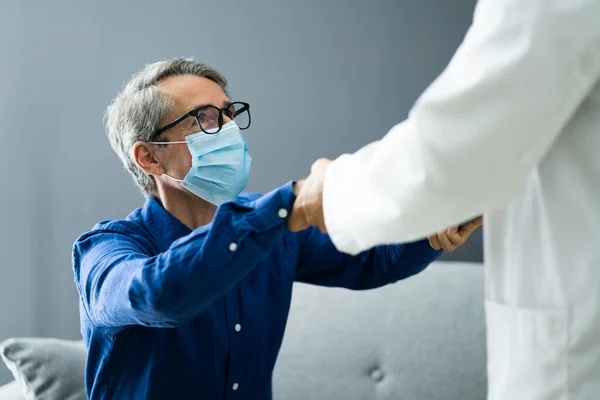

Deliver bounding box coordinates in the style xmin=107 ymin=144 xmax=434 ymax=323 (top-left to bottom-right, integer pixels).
xmin=105 ymin=57 xmax=228 ymax=195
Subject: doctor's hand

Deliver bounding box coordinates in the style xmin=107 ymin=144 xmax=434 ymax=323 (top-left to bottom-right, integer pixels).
xmin=288 ymin=158 xmax=332 ymax=233
xmin=427 ymin=217 xmax=483 ymax=252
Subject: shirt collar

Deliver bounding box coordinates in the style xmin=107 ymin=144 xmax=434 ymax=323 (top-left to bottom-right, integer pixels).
xmin=141 ymin=197 xmax=192 ymax=251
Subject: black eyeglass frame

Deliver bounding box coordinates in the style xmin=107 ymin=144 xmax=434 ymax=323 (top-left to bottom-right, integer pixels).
xmin=153 ymin=101 xmax=251 ymax=137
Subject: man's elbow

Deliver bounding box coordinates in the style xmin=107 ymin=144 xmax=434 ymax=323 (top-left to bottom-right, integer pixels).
xmin=127 ymin=283 xmax=210 ymax=327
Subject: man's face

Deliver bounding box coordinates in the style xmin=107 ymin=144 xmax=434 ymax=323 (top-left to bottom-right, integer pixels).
xmin=154 ymin=74 xmax=232 ymax=183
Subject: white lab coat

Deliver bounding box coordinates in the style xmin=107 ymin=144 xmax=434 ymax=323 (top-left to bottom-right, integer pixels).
xmin=322 ymin=0 xmax=600 ymax=398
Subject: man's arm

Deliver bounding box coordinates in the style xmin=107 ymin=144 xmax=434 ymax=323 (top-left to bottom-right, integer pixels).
xmin=295 ymin=220 xmax=480 ymax=289
xmin=298 ymin=0 xmax=600 ymax=254
xmin=74 ymin=184 xmax=295 ymax=330
xmin=295 ymin=230 xmax=440 ymax=290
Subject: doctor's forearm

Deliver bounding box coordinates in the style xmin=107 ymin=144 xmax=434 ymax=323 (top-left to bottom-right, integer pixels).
xmin=322 ymin=0 xmax=600 ymax=254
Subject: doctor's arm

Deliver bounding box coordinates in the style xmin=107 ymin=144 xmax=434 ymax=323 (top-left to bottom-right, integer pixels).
xmin=315 ymin=0 xmax=600 ymax=254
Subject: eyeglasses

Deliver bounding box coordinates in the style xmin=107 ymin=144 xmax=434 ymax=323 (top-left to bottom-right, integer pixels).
xmin=154 ymin=101 xmax=251 ymax=136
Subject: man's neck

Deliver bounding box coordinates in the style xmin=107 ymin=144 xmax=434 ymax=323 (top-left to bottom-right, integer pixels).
xmin=155 ymin=188 xmax=217 ymax=230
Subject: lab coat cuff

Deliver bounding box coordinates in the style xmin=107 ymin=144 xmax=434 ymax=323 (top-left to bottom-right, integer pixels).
xmin=323 ymin=154 xmax=364 ymax=255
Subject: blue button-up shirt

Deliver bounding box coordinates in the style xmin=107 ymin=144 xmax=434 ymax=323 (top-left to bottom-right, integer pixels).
xmin=73 ymin=182 xmax=441 ymax=400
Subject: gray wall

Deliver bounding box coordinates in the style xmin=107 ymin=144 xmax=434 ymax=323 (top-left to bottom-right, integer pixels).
xmin=0 ymin=0 xmax=478 ymax=385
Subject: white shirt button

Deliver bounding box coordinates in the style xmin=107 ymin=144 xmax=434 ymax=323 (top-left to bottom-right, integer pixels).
xmin=229 ymin=242 xmax=238 ymax=252
xmin=235 ymin=324 xmax=241 ymax=332
xmin=278 ymin=208 xmax=288 ymax=218
xmin=232 ymin=383 xmax=239 ymax=391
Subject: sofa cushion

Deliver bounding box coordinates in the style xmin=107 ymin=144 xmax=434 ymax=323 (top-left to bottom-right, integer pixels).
xmin=0 ymin=338 xmax=86 ymax=400
xmin=0 ymin=262 xmax=486 ymax=400
xmin=273 ymin=261 xmax=487 ymax=400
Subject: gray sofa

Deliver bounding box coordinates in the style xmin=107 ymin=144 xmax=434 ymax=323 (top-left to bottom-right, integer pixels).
xmin=0 ymin=261 xmax=487 ymax=399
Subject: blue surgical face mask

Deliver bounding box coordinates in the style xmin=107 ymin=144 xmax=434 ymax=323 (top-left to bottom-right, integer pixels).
xmin=151 ymin=121 xmax=252 ymax=206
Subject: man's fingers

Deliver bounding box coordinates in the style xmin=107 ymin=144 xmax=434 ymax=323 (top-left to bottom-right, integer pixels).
xmin=459 ymin=224 xmax=477 ymax=242
xmin=303 ymin=208 xmax=327 ymax=233
xmin=438 ymin=232 xmax=457 ymax=252
xmin=311 ymin=158 xmax=332 ymax=174
xmin=458 ymin=217 xmax=484 ymax=241
xmin=429 ymin=217 xmax=482 ymax=252
xmin=446 ymin=227 xmax=463 ymax=246
xmin=292 ymin=179 xmax=306 ymax=197
xmin=286 ymin=205 xmax=308 ymax=232
xmin=288 ymin=205 xmax=325 ymax=233
xmin=463 ymin=216 xmax=483 ymax=231
xmin=288 ymin=162 xmax=328 ymax=233
xmin=318 ymin=222 xmax=327 ymax=234
xmin=428 ymin=234 xmax=442 ymax=250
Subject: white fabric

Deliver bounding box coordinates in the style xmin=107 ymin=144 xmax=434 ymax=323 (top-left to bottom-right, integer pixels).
xmin=0 ymin=381 xmax=25 ymax=400
xmin=323 ymin=0 xmax=600 ymax=399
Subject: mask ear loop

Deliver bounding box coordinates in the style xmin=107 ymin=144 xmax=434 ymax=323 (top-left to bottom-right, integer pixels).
xmin=162 ymin=174 xmax=184 ymax=182
xmin=147 ymin=140 xmax=187 ymax=144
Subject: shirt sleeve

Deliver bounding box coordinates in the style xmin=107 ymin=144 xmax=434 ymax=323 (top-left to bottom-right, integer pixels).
xmin=295 ymin=227 xmax=441 ymax=290
xmin=323 ymin=0 xmax=600 ymax=255
xmin=74 ymin=183 xmax=296 ymax=330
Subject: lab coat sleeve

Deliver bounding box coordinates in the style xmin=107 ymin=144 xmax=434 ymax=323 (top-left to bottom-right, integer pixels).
xmin=323 ymin=0 xmax=600 ymax=255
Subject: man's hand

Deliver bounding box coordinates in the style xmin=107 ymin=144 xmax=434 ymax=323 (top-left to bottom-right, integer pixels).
xmin=288 ymin=158 xmax=332 ymax=233
xmin=427 ymin=217 xmax=483 ymax=252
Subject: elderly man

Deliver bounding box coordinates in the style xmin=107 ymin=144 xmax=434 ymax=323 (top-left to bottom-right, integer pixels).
xmin=73 ymin=57 xmax=481 ymax=400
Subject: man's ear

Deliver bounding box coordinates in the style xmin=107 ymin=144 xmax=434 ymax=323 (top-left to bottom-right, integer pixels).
xmin=132 ymin=141 xmax=165 ymax=177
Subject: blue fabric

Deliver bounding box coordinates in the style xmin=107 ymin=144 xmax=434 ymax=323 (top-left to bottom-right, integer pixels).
xmin=73 ymin=182 xmax=441 ymax=400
